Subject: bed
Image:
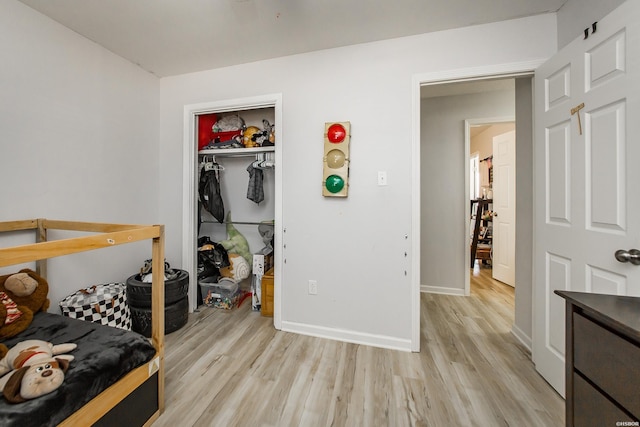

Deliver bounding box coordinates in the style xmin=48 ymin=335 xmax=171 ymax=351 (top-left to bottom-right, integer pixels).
xmin=0 ymin=219 xmax=165 ymax=426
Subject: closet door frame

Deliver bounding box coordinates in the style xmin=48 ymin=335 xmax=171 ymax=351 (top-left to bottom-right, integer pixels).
xmin=182 ymin=93 xmax=283 ymax=329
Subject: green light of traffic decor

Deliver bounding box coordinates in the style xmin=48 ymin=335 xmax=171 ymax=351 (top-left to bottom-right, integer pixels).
xmin=325 ymin=174 xmax=345 ymax=193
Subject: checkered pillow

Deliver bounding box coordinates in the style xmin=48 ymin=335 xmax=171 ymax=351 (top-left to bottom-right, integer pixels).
xmin=59 ymin=283 xmax=131 ymax=330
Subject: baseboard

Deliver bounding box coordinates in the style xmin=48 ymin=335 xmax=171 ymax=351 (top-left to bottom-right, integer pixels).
xmin=281 ymin=321 xmax=412 ymax=352
xmin=511 ymin=323 xmax=532 ymax=354
xmin=421 ymin=285 xmax=466 ymax=296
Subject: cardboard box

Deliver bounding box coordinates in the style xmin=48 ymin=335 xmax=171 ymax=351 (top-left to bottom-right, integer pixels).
xmin=261 ymin=267 xmax=274 ymax=317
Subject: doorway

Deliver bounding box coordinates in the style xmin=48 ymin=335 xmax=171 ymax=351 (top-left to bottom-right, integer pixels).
xmin=467 ymin=120 xmax=516 ymax=289
xmin=411 ymin=62 xmax=540 ymax=353
xmin=419 ymin=78 xmax=515 ymax=295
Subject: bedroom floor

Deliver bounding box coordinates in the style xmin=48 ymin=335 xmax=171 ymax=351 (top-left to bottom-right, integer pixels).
xmin=155 ymin=272 xmax=564 ymax=426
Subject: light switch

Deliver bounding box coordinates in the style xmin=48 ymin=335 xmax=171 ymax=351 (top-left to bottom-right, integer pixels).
xmin=378 ymin=171 xmax=388 ymax=186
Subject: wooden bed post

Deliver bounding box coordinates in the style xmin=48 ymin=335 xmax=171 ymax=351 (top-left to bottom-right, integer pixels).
xmin=36 ymin=218 xmax=47 ymax=279
xmin=151 ymin=225 xmax=165 ymax=413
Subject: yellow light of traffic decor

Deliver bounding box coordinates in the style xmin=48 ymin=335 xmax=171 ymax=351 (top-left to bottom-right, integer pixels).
xmin=323 ymin=121 xmax=351 ymax=197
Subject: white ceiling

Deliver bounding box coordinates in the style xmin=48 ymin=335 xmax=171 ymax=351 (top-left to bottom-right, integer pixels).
xmin=19 ymin=0 xmax=567 ymax=77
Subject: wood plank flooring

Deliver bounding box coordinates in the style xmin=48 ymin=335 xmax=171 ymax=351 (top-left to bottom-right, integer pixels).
xmin=155 ymin=268 xmax=564 ymax=426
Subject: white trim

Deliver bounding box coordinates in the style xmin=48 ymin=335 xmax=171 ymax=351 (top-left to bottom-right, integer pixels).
xmin=511 ymin=323 xmax=532 ymax=354
xmin=464 ymin=122 xmax=471 ymax=296
xmin=182 ymin=93 xmax=283 ymax=329
xmin=281 ymin=321 xmax=413 ymax=352
xmin=416 ymin=60 xmax=546 ymax=87
xmin=182 ymin=107 xmax=197 ymax=312
xmin=411 ymin=59 xmax=545 ymax=354
xmin=421 ymin=285 xmax=466 ymax=296
xmin=410 ymin=74 xmax=422 ymax=352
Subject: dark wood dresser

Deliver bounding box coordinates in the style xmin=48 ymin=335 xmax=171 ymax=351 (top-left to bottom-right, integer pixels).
xmin=556 ymin=291 xmax=640 ymax=426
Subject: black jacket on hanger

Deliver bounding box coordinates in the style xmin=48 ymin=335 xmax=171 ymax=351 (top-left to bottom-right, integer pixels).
xmin=199 ymin=167 xmax=225 ymax=223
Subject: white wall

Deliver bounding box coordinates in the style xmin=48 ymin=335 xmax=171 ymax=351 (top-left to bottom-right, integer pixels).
xmin=514 ymin=77 xmax=534 ymax=350
xmin=557 ymin=0 xmax=626 ymax=48
xmin=420 ymin=89 xmax=515 ymax=293
xmin=159 ymin=15 xmax=556 ymax=349
xmin=472 ymin=123 xmax=515 ymax=197
xmin=471 ymin=123 xmax=515 ymax=161
xmin=0 ymin=0 xmax=160 ymax=309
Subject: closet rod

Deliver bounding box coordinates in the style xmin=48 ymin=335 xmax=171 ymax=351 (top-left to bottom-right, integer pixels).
xmin=201 ymin=220 xmax=274 ymax=226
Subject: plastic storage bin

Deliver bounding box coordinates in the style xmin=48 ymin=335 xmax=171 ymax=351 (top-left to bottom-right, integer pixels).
xmin=199 ymin=277 xmax=242 ymax=309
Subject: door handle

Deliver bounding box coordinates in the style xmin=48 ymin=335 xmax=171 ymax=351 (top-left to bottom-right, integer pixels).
xmin=615 ymin=249 xmax=640 ymax=265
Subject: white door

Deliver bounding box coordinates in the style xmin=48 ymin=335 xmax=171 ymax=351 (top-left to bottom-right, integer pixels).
xmin=533 ymin=1 xmax=640 ymax=397
xmin=492 ymin=130 xmax=516 ymax=286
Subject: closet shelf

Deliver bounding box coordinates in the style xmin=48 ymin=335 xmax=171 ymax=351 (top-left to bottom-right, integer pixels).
xmin=199 ymin=146 xmax=275 ymax=157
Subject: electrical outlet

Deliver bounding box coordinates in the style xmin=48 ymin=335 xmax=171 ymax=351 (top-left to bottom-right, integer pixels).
xmin=378 ymin=171 xmax=388 ymax=186
xmin=308 ymin=280 xmax=318 ymax=295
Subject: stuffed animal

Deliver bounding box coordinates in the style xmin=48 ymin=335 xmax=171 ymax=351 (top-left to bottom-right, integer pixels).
xmin=220 ymin=212 xmax=252 ymax=268
xmin=0 ymin=269 xmax=50 ymax=340
xmin=0 ymin=339 xmax=76 ymax=403
xmin=219 ymin=254 xmax=251 ymax=283
xmin=263 ymin=119 xmax=275 ymax=146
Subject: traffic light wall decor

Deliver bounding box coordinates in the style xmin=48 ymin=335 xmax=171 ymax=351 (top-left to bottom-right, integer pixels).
xmin=323 ymin=121 xmax=351 ymax=197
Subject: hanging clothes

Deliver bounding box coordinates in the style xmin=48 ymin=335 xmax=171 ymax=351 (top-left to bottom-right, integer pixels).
xmin=199 ymin=164 xmax=225 ymax=223
xmin=246 ymin=163 xmax=264 ymax=204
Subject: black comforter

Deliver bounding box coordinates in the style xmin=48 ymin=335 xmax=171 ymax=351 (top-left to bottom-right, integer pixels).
xmin=0 ymin=312 xmax=157 ymax=427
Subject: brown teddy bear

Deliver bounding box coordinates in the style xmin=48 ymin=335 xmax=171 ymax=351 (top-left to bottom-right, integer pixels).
xmin=0 ymin=269 xmax=50 ymax=340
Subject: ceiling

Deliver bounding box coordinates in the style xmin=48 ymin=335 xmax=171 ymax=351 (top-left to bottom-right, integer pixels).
xmin=470 ymin=125 xmax=492 ymax=138
xmin=19 ymin=0 xmax=567 ymax=78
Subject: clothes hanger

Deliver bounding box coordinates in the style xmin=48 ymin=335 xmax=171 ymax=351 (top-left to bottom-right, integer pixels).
xmin=261 ymin=152 xmax=275 ymax=168
xmin=252 ymin=153 xmax=264 ymax=169
xmin=203 ymin=155 xmax=224 ymax=171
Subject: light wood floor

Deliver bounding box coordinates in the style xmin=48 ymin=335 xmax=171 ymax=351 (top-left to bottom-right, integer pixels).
xmin=155 ymin=267 xmax=564 ymax=426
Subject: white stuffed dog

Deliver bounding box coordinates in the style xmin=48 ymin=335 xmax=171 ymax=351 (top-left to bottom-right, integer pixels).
xmin=0 ymin=339 xmax=77 ymax=403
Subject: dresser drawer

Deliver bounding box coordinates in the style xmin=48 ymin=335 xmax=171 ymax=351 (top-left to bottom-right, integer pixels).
xmin=573 ymin=312 xmax=640 ymax=417
xmin=573 ymin=373 xmax=633 ymax=427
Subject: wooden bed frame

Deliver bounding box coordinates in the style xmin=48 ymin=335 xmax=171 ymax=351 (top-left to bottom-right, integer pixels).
xmin=0 ymin=219 xmax=165 ymax=426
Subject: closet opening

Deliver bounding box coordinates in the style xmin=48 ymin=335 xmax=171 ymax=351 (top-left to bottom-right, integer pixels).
xmin=182 ymin=94 xmax=283 ymax=330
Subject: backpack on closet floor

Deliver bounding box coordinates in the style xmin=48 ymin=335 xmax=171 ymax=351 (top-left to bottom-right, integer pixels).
xmin=197 ymin=236 xmax=230 ymax=280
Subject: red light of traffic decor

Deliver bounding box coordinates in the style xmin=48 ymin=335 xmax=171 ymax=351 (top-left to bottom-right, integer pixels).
xmin=327 ymin=123 xmax=347 ymax=143
xmin=323 ymin=121 xmax=351 ymax=197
